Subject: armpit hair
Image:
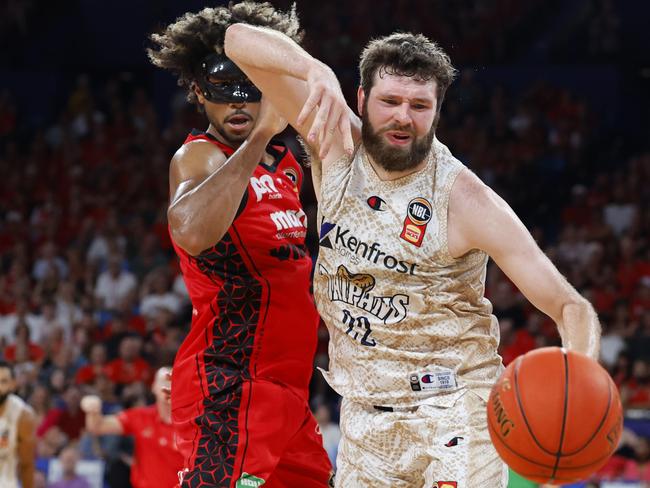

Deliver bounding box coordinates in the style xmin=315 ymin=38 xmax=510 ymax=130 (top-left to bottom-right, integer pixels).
xmin=296 ymin=135 xmax=320 ymax=169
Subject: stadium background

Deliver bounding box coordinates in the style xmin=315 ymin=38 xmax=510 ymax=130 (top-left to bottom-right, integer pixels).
xmin=1 ymin=0 xmax=649 ymax=486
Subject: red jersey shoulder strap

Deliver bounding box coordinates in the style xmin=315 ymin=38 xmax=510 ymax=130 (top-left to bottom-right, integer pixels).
xmin=183 ymin=130 xmax=297 ymax=173
xmin=183 ymin=130 xmax=235 ymax=156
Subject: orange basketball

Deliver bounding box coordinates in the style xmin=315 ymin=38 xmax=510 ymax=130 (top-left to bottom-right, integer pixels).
xmin=487 ymin=347 xmax=623 ymax=484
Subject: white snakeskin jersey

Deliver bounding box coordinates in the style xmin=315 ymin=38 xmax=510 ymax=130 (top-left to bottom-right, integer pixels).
xmin=314 ymin=138 xmax=504 ymax=407
xmin=0 ymin=394 xmax=27 ymax=488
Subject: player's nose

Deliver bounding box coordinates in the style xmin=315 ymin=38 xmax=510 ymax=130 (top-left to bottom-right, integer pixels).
xmin=392 ymin=102 xmax=412 ymax=126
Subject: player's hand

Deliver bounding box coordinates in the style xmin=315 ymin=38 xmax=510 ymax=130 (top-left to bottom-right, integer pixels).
xmin=297 ymin=61 xmax=354 ymax=159
xmin=254 ymin=96 xmax=288 ymax=139
xmin=80 ymin=395 xmax=102 ymax=414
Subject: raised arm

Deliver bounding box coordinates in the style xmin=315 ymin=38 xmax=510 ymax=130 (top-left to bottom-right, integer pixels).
xmin=168 ymin=98 xmax=287 ymax=256
xmin=17 ymin=406 xmax=36 ymax=488
xmin=225 ymin=23 xmax=359 ymax=163
xmin=448 ymin=170 xmax=600 ymax=359
xmin=81 ymin=395 xmax=124 ymax=435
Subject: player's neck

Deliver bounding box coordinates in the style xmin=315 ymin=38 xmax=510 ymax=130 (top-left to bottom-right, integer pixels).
xmin=157 ymin=401 xmax=171 ymax=423
xmin=207 ymin=126 xmax=239 ymax=149
xmin=206 ymin=125 xmax=273 ymax=164
xmin=365 ymin=153 xmax=428 ymax=182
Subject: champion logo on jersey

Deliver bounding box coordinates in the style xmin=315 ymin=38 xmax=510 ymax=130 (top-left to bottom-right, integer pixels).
xmin=400 ymin=197 xmax=432 ymax=247
xmin=444 ymin=436 xmax=464 ymax=447
xmin=366 ymin=195 xmax=387 ymax=211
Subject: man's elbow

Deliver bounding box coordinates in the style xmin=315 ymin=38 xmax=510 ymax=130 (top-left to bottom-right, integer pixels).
xmin=168 ymin=213 xmax=214 ymax=256
xmin=168 ymin=208 xmax=196 ymax=254
xmin=169 ymin=227 xmax=206 ymax=257
xmin=563 ymin=294 xmax=594 ymax=313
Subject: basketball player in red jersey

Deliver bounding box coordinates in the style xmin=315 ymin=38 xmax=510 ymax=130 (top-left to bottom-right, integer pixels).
xmin=147 ymin=3 xmax=333 ymax=487
xmin=81 ymin=367 xmax=183 ymax=488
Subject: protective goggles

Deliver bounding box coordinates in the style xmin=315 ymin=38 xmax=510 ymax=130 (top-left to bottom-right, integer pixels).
xmin=196 ymin=53 xmax=262 ymax=104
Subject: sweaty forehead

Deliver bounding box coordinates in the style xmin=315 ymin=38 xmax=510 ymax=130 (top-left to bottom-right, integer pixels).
xmin=371 ymin=72 xmax=437 ymax=100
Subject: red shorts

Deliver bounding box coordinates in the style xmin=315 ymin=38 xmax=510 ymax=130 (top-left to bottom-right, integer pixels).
xmin=174 ymin=379 xmax=332 ymax=488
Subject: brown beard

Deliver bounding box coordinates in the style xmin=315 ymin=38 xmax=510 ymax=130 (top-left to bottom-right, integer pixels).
xmin=361 ymin=102 xmax=435 ymax=173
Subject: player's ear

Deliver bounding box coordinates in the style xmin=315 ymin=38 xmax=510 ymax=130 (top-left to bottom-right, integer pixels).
xmin=357 ymin=86 xmax=365 ymax=116
xmin=192 ymin=82 xmax=206 ymax=105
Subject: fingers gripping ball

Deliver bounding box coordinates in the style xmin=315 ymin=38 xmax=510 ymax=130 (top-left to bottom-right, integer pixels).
xmin=487 ymin=347 xmax=623 ymax=484
xmin=80 ymin=395 xmax=102 ymax=414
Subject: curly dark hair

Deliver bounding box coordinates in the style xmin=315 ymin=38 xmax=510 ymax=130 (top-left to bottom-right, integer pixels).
xmin=147 ymin=1 xmax=302 ymax=106
xmin=359 ymin=32 xmax=457 ymax=118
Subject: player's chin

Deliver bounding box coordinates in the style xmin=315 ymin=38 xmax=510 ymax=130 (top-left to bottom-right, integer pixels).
xmin=381 ymin=141 xmax=411 ymax=156
xmin=226 ymin=129 xmax=253 ymax=143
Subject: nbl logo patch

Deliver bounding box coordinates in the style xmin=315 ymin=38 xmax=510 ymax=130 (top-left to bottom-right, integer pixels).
xmin=400 ymin=197 xmax=432 ymax=247
xmin=432 ymin=483 xmax=457 ymax=488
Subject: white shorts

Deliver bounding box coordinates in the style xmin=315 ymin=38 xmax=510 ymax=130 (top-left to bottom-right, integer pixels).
xmin=335 ymin=390 xmax=508 ymax=488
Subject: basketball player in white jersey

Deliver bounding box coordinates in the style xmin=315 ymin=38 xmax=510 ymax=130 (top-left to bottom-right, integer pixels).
xmin=0 ymin=361 xmax=36 ymax=488
xmin=224 ymin=24 xmax=601 ymax=488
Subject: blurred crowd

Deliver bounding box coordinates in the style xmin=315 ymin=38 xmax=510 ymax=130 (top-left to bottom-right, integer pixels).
xmin=0 ymin=0 xmax=647 ymax=486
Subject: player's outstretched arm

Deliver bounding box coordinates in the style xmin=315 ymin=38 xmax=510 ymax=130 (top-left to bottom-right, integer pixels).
xmin=168 ymin=98 xmax=287 ymax=256
xmin=81 ymin=395 xmax=125 ymax=435
xmin=225 ymin=23 xmax=359 ymax=164
xmin=17 ymin=406 xmax=36 ymax=488
xmin=448 ymin=170 xmax=601 ymax=360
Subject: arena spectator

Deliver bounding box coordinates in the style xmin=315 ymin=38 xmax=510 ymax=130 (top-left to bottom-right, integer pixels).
xmin=74 ymin=344 xmax=108 ymax=385
xmin=37 ymin=384 xmax=85 ymax=442
xmin=94 ymin=253 xmax=137 ymax=312
xmin=103 ymin=336 xmax=152 ymax=387
xmin=47 ymin=444 xmax=91 ymax=488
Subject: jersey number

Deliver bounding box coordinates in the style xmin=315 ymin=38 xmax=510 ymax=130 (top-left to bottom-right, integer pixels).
xmin=342 ymin=309 xmax=376 ymax=347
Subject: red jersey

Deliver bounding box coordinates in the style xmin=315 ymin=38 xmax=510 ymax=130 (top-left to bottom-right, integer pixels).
xmin=3 ymin=343 xmax=45 ymax=363
xmin=37 ymin=407 xmax=85 ymax=440
xmin=117 ymin=405 xmax=183 ymax=488
xmin=170 ymin=132 xmax=319 ymax=409
xmin=74 ymin=364 xmax=103 ymax=384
